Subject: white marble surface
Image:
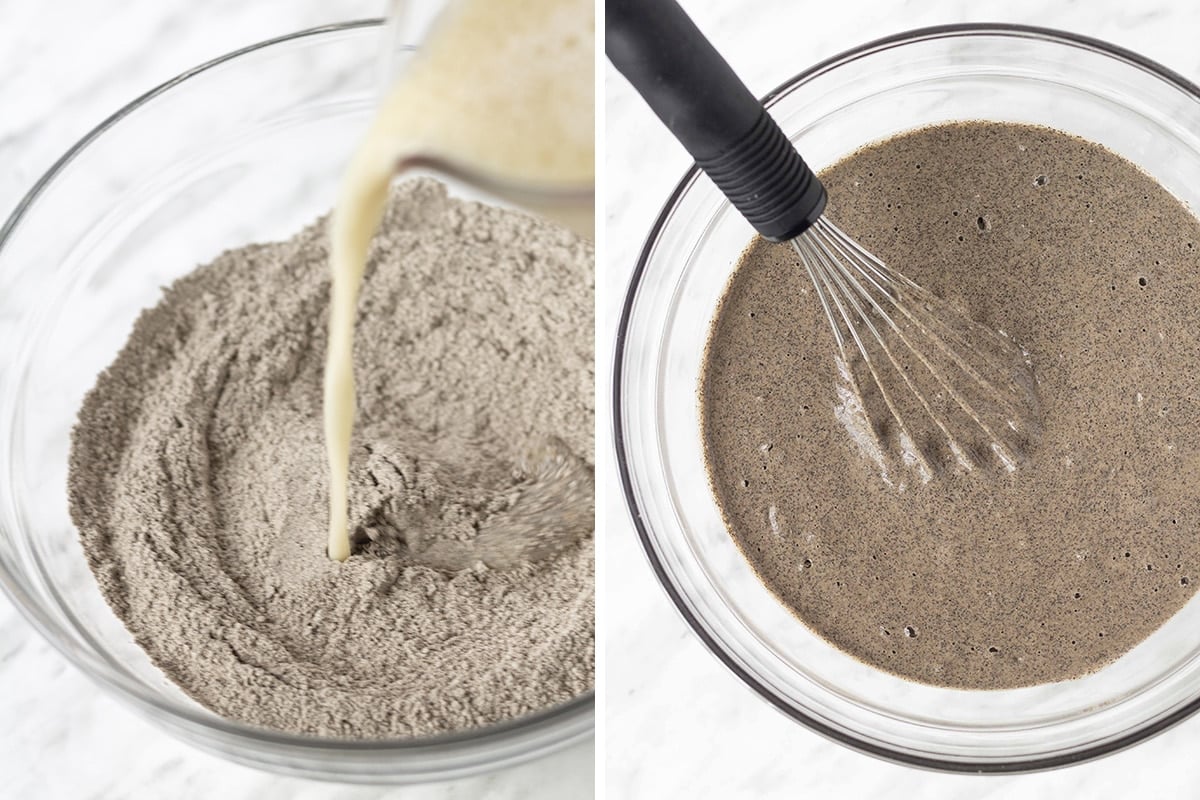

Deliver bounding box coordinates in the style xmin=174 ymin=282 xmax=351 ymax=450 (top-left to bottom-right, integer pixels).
xmin=0 ymin=1 xmax=592 ymax=797
xmin=603 ymin=0 xmax=1200 ymax=797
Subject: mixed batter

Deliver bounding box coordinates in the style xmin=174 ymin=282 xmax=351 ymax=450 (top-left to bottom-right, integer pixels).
xmin=702 ymin=121 xmax=1200 ymax=688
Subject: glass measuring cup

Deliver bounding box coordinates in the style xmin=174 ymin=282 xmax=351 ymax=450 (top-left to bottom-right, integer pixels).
xmin=378 ymin=0 xmax=595 ymax=238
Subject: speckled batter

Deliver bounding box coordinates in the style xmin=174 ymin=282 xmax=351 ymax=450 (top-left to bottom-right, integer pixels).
xmin=701 ymin=121 xmax=1200 ymax=689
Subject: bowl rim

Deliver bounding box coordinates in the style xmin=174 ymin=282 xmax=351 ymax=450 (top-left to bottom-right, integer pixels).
xmin=0 ymin=18 xmax=594 ymax=765
xmin=612 ymin=21 xmax=1200 ymax=774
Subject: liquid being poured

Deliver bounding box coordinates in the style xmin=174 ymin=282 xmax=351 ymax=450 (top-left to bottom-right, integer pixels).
xmin=325 ymin=0 xmax=594 ymax=561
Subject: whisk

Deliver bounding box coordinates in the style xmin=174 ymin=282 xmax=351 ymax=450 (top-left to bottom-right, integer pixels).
xmin=608 ymin=0 xmax=1042 ymax=486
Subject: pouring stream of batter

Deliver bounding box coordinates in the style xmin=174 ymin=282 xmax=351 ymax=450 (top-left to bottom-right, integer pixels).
xmin=325 ymin=0 xmax=594 ymax=561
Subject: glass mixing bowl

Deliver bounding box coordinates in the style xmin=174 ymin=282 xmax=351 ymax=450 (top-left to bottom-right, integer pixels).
xmin=0 ymin=21 xmax=592 ymax=784
xmin=614 ymin=24 xmax=1200 ymax=772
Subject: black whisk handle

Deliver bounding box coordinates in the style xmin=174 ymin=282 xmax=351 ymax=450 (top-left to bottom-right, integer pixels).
xmin=606 ymin=0 xmax=827 ymax=241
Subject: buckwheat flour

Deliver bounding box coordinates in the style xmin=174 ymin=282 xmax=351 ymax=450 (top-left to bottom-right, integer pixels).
xmin=68 ymin=178 xmax=594 ymax=737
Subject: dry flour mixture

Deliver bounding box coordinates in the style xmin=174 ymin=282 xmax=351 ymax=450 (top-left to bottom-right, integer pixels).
xmin=69 ymin=179 xmax=594 ymax=736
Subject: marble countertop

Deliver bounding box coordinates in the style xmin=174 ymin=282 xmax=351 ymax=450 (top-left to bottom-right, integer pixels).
xmin=0 ymin=1 xmax=591 ymax=797
xmin=11 ymin=0 xmax=1200 ymax=795
xmin=603 ymin=0 xmax=1200 ymax=797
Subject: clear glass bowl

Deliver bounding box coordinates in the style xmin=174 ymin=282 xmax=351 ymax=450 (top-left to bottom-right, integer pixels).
xmin=0 ymin=22 xmax=592 ymax=784
xmin=614 ymin=24 xmax=1200 ymax=772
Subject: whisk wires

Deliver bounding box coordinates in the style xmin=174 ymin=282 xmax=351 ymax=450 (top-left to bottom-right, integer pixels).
xmin=791 ymin=217 xmax=1041 ymax=488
